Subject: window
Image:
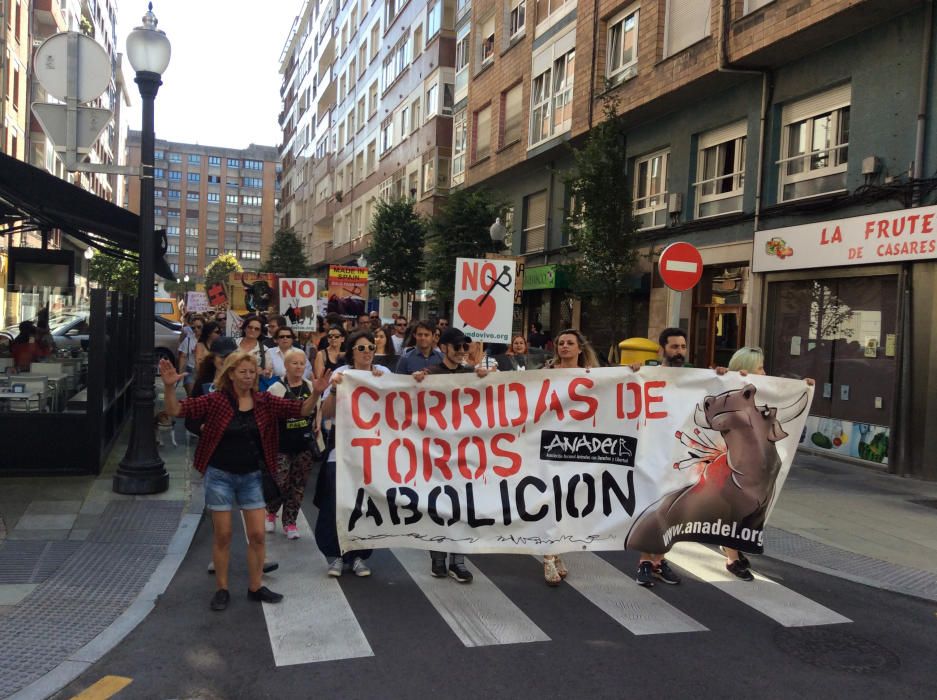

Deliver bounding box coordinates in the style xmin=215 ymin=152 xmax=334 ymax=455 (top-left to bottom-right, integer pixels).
xmin=347 ymin=112 xmax=355 ymax=142
xmin=208 ymin=156 xmax=221 ymax=166
xmin=452 ymin=110 xmax=467 ymax=185
xmin=529 ymin=44 xmax=575 ymax=146
xmin=188 ymin=154 xmax=200 ymax=165
xmin=664 ymin=0 xmax=711 ymax=58
xmin=185 ymin=246 xmax=198 ymax=256
xmin=479 ymin=14 xmax=495 ymax=65
xmin=154 ymin=188 xmax=165 ymax=198
xmin=455 ymin=26 xmax=470 ymax=98
xmin=522 ymin=190 xmax=547 ymax=252
xmin=242 ymin=195 xmax=262 ymax=206
xmin=166 ymin=244 xmax=179 ymax=254
xmin=207 ymin=192 xmax=221 ymax=203
xmin=226 ymin=194 xmax=238 ymax=204
xmin=169 ymin=189 xmax=181 ymax=200
xmin=473 ymin=105 xmax=491 ymax=161
xmin=167 ymin=226 xmax=180 ymax=236
xmin=154 ymin=207 xmax=164 ymax=217
xmin=501 ymin=82 xmax=523 ymax=146
xmin=695 ymin=122 xmax=746 ymax=218
xmin=358 ymin=44 xmax=368 ymax=77
xmin=169 ymin=152 xmax=182 ymax=162
xmin=369 ymin=81 xmax=379 ymax=116
xmin=382 ymin=32 xmax=412 ymax=90
xmin=422 ymin=158 xmax=436 ymax=195
xmin=227 ymin=158 xmax=240 ymax=168
xmin=155 ymin=149 xmax=164 ymax=160
xmin=442 ymin=83 xmax=454 ymax=115
xmin=426 ymin=83 xmax=438 ymax=118
xmin=633 ymin=150 xmax=669 ymax=229
xmin=385 ymin=0 xmax=401 ymax=26
xmin=187 ymin=192 xmax=200 ymax=201
xmin=225 ymin=214 xmax=238 ymax=224
xmin=427 ymin=0 xmax=442 ymax=38
xmin=509 ymin=0 xmax=526 ymax=38
xmin=412 ymin=97 xmax=422 ymax=132
xmin=186 ymin=227 xmax=199 ymax=237
xmin=367 ymin=140 xmax=377 ymax=173
xmin=606 ymin=6 xmax=639 ymax=84
xmin=370 ymin=23 xmax=380 ymax=61
xmin=381 ymin=118 xmax=394 ymax=153
xmin=244 ymin=159 xmax=263 ymax=171
xmin=400 ymin=106 xmax=409 ymax=140
xmin=206 ymin=247 xmax=219 ymax=257
xmin=243 ymin=177 xmax=264 ymax=188
xmin=413 ymin=24 xmax=423 ymax=56
xmin=169 ymin=170 xmax=182 ymax=181
xmin=168 ymin=209 xmax=180 ymax=218
xmin=153 ymin=168 xmax=165 ymax=179
xmin=186 ymin=210 xmax=199 ymax=220
xmin=357 ymin=97 xmax=367 ymax=127
xmin=208 ymin=175 xmax=221 ymax=184
xmin=187 ymin=172 xmax=200 ymax=182
xmin=745 ymin=0 xmax=773 ymax=13
xmin=779 ymin=85 xmax=850 ymax=201
xmin=535 ymin=0 xmax=568 ymax=25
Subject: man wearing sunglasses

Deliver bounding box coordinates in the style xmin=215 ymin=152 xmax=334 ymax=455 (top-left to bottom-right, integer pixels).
xmin=394 ymin=320 xmax=443 ymax=375
xmin=391 ymin=316 xmax=408 ymax=353
xmin=265 ymin=328 xmax=313 ymax=380
xmin=412 ymin=328 xmax=492 ymax=584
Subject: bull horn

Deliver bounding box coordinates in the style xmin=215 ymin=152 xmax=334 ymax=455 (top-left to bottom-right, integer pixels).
xmin=777 ymin=391 xmax=809 ymax=424
xmin=694 ymin=404 xmax=710 ymax=429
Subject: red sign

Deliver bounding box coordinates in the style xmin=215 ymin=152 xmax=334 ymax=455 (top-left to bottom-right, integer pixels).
xmin=658 ymin=242 xmax=703 ymax=292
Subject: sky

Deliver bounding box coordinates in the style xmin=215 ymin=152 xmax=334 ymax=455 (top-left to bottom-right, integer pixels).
xmin=116 ymin=0 xmax=303 ymax=149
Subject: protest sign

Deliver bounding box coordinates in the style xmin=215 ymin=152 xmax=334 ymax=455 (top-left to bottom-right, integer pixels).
xmin=278 ymin=277 xmax=318 ymax=331
xmin=225 ymin=272 xmax=278 ymax=336
xmin=327 ymin=266 xmax=368 ymax=317
xmin=453 ymin=257 xmax=515 ymax=343
xmin=335 ymin=367 xmax=813 ymax=555
xmin=185 ymin=291 xmax=209 ymax=313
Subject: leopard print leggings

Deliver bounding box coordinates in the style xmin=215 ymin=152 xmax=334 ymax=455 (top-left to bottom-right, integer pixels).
xmin=266 ymin=450 xmax=315 ymax=526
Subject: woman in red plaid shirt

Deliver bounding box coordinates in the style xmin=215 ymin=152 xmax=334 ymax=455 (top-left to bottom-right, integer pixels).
xmin=159 ymin=352 xmax=321 ymax=612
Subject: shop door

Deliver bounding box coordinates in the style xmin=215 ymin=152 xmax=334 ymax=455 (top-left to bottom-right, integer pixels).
xmin=766 ymin=275 xmax=898 ymax=462
xmin=692 ymin=305 xmax=746 ymax=368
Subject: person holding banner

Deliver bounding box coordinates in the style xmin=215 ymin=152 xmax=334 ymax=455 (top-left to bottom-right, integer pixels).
xmin=157 ymin=352 xmax=320 ymax=611
xmin=316 ymin=329 xmax=390 ymax=577
xmin=412 ymin=328 xmax=492 ymax=584
xmin=394 ymin=321 xmax=443 ymax=374
xmin=540 ymin=328 xmax=600 ymax=585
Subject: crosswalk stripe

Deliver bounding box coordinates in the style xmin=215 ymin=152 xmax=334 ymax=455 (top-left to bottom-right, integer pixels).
xmin=543 ymin=552 xmax=709 ymax=636
xmin=261 ymin=512 xmax=374 ymax=665
xmin=666 ymin=543 xmax=852 ymax=627
xmin=392 ymin=548 xmax=551 ymax=647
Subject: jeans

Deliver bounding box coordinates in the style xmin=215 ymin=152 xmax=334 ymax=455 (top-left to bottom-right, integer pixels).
xmin=313 ymin=461 xmax=372 ymax=561
xmin=204 ymin=466 xmax=265 ymax=511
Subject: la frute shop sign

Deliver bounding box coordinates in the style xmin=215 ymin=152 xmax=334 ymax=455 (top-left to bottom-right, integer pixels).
xmin=753 ymin=205 xmax=937 ymax=272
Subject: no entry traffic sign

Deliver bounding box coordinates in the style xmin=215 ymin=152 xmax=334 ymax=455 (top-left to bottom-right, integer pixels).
xmin=658 ymin=242 xmax=703 ymax=292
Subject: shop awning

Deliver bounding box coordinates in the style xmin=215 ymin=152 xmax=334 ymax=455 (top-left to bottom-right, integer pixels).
xmin=0 ymin=151 xmax=175 ymax=280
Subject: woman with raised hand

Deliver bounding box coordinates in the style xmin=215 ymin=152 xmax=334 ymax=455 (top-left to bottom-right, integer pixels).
xmin=541 ymin=328 xmax=599 ymax=586
xmin=315 ymin=329 xmax=390 ymax=578
xmin=158 ymin=351 xmax=320 ymax=611
xmin=265 ymin=348 xmax=330 ymax=539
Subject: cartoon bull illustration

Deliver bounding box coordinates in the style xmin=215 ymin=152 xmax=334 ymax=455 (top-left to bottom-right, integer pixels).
xmin=625 ymin=383 xmax=808 ymax=553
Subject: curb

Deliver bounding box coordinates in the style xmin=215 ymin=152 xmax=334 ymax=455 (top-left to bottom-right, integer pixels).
xmin=7 ymin=495 xmax=204 ymax=700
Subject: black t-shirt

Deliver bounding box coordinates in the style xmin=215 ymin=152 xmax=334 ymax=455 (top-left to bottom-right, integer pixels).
xmin=425 ymin=362 xmax=473 ymax=375
xmin=210 ymin=409 xmax=263 ymax=474
xmin=276 ymin=380 xmax=314 ymax=454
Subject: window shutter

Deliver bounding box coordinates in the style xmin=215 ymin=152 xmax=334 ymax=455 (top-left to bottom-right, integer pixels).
xmin=503 ymin=83 xmax=523 ymax=142
xmin=665 ymin=0 xmax=711 ymax=57
xmin=699 ymin=120 xmax=747 ymax=149
xmin=475 ymin=106 xmax=492 ymax=159
xmin=745 ymin=0 xmax=773 ymax=14
xmin=783 ymin=84 xmax=851 ymax=124
xmin=523 ymin=191 xmax=547 ymax=251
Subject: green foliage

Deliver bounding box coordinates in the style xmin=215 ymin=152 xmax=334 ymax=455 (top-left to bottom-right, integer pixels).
xmin=204 ymin=253 xmax=242 ymax=287
xmin=87 ymin=251 xmax=138 ymax=296
xmin=259 ymin=228 xmax=312 ymax=277
xmin=366 ymin=198 xmax=426 ymax=299
xmin=426 ymin=188 xmax=505 ymax=309
xmin=562 ymin=95 xmax=640 ymax=339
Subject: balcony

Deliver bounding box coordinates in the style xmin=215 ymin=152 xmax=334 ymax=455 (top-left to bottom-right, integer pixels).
xmin=34 ymin=0 xmax=67 ymax=32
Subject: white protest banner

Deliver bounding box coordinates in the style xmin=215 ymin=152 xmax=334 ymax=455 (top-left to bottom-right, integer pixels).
xmin=453 ymin=257 xmax=515 ymax=343
xmin=278 ymin=277 xmax=318 ymax=331
xmin=335 ymin=367 xmax=813 ymax=555
xmin=185 ymin=291 xmax=209 ymax=313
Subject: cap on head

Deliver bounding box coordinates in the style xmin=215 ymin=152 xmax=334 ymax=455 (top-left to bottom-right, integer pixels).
xmin=209 ymin=336 xmax=238 ymax=358
xmin=439 ymin=328 xmax=471 ymax=347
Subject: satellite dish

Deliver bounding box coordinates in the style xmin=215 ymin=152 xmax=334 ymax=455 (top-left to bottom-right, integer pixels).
xmin=34 ymin=32 xmax=110 ymax=104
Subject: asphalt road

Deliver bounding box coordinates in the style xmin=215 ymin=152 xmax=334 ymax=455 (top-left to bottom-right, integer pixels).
xmin=53 ymin=500 xmax=937 ymax=700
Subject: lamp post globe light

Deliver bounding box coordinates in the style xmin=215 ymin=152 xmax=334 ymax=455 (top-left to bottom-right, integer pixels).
xmin=114 ymin=3 xmax=172 ymax=495
xmin=490 ymin=217 xmax=507 ymax=248
xmin=357 ymin=253 xmax=368 ymax=267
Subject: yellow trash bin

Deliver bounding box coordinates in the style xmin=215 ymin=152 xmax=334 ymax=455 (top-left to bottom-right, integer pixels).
xmin=618 ymin=337 xmax=660 ymax=366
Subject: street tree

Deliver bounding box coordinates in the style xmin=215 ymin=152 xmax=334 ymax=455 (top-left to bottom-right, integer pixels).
xmin=562 ymin=95 xmax=641 ymax=357
xmin=366 ymin=198 xmax=426 ymax=311
xmin=426 ymin=188 xmax=505 ymax=312
xmin=260 ymin=227 xmax=312 ymax=277
xmin=204 ymin=252 xmax=242 ymax=288
xmin=88 ymin=250 xmax=138 ymax=296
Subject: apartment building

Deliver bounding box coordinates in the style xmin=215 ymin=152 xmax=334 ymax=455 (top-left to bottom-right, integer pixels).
xmin=279 ymin=0 xmax=457 ymax=273
xmin=453 ymin=0 xmax=936 ymax=477
xmin=125 ymin=136 xmax=280 ymax=278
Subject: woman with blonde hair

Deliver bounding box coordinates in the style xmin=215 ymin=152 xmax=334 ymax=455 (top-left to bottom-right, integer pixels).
xmin=541 ymin=328 xmax=599 ymax=586
xmin=158 ymin=351 xmax=321 ymax=611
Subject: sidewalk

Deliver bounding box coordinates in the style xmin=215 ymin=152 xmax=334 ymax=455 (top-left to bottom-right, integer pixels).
xmin=0 ymin=439 xmax=935 ymax=699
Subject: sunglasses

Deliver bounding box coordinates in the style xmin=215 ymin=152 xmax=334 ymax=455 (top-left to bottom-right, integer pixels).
xmin=395 ymin=322 xmax=407 ymax=326
xmin=192 ymin=325 xmax=203 ymax=331
xmin=449 ymin=342 xmax=471 ymax=351
xmin=354 ymin=344 xmax=376 ymax=352
xmin=328 ymin=333 xmax=342 ymax=339
xmin=277 ymin=334 xmax=293 ymax=340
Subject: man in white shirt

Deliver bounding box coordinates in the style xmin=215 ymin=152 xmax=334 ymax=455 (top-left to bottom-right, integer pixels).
xmin=391 ymin=316 xmax=408 ymax=353
xmin=265 ymin=327 xmax=312 ymax=380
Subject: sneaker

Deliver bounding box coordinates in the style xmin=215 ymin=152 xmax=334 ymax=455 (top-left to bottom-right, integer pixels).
xmin=210 ymin=588 xmax=229 ymax=611
xmin=352 ymin=557 xmax=371 ymax=577
xmin=327 ymin=558 xmax=343 ymax=577
xmin=720 ymin=546 xmax=751 ymax=570
xmin=431 ymin=558 xmax=448 ymax=578
xmin=247 ymin=586 xmax=284 ymax=604
xmin=284 ymin=524 xmax=299 ymax=540
xmin=726 ymin=559 xmax=755 ymax=581
xmin=262 ymin=561 xmax=279 ymax=574
xmin=448 ymin=561 xmax=473 ymax=584
xmin=653 ymin=560 xmax=681 ymax=585
xmin=265 ymin=513 xmax=276 ymax=533
xmin=207 ymin=560 xmax=214 ymax=574
xmin=636 ymin=560 xmax=655 ymax=587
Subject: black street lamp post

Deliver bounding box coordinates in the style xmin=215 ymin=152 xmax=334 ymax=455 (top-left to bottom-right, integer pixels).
xmin=114 ymin=4 xmax=172 ymax=494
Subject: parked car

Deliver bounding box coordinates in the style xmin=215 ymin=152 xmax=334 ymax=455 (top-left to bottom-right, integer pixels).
xmin=0 ymin=311 xmax=181 ymax=364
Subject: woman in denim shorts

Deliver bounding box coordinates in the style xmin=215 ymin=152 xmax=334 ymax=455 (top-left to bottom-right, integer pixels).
xmin=159 ymin=351 xmax=321 ymax=611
